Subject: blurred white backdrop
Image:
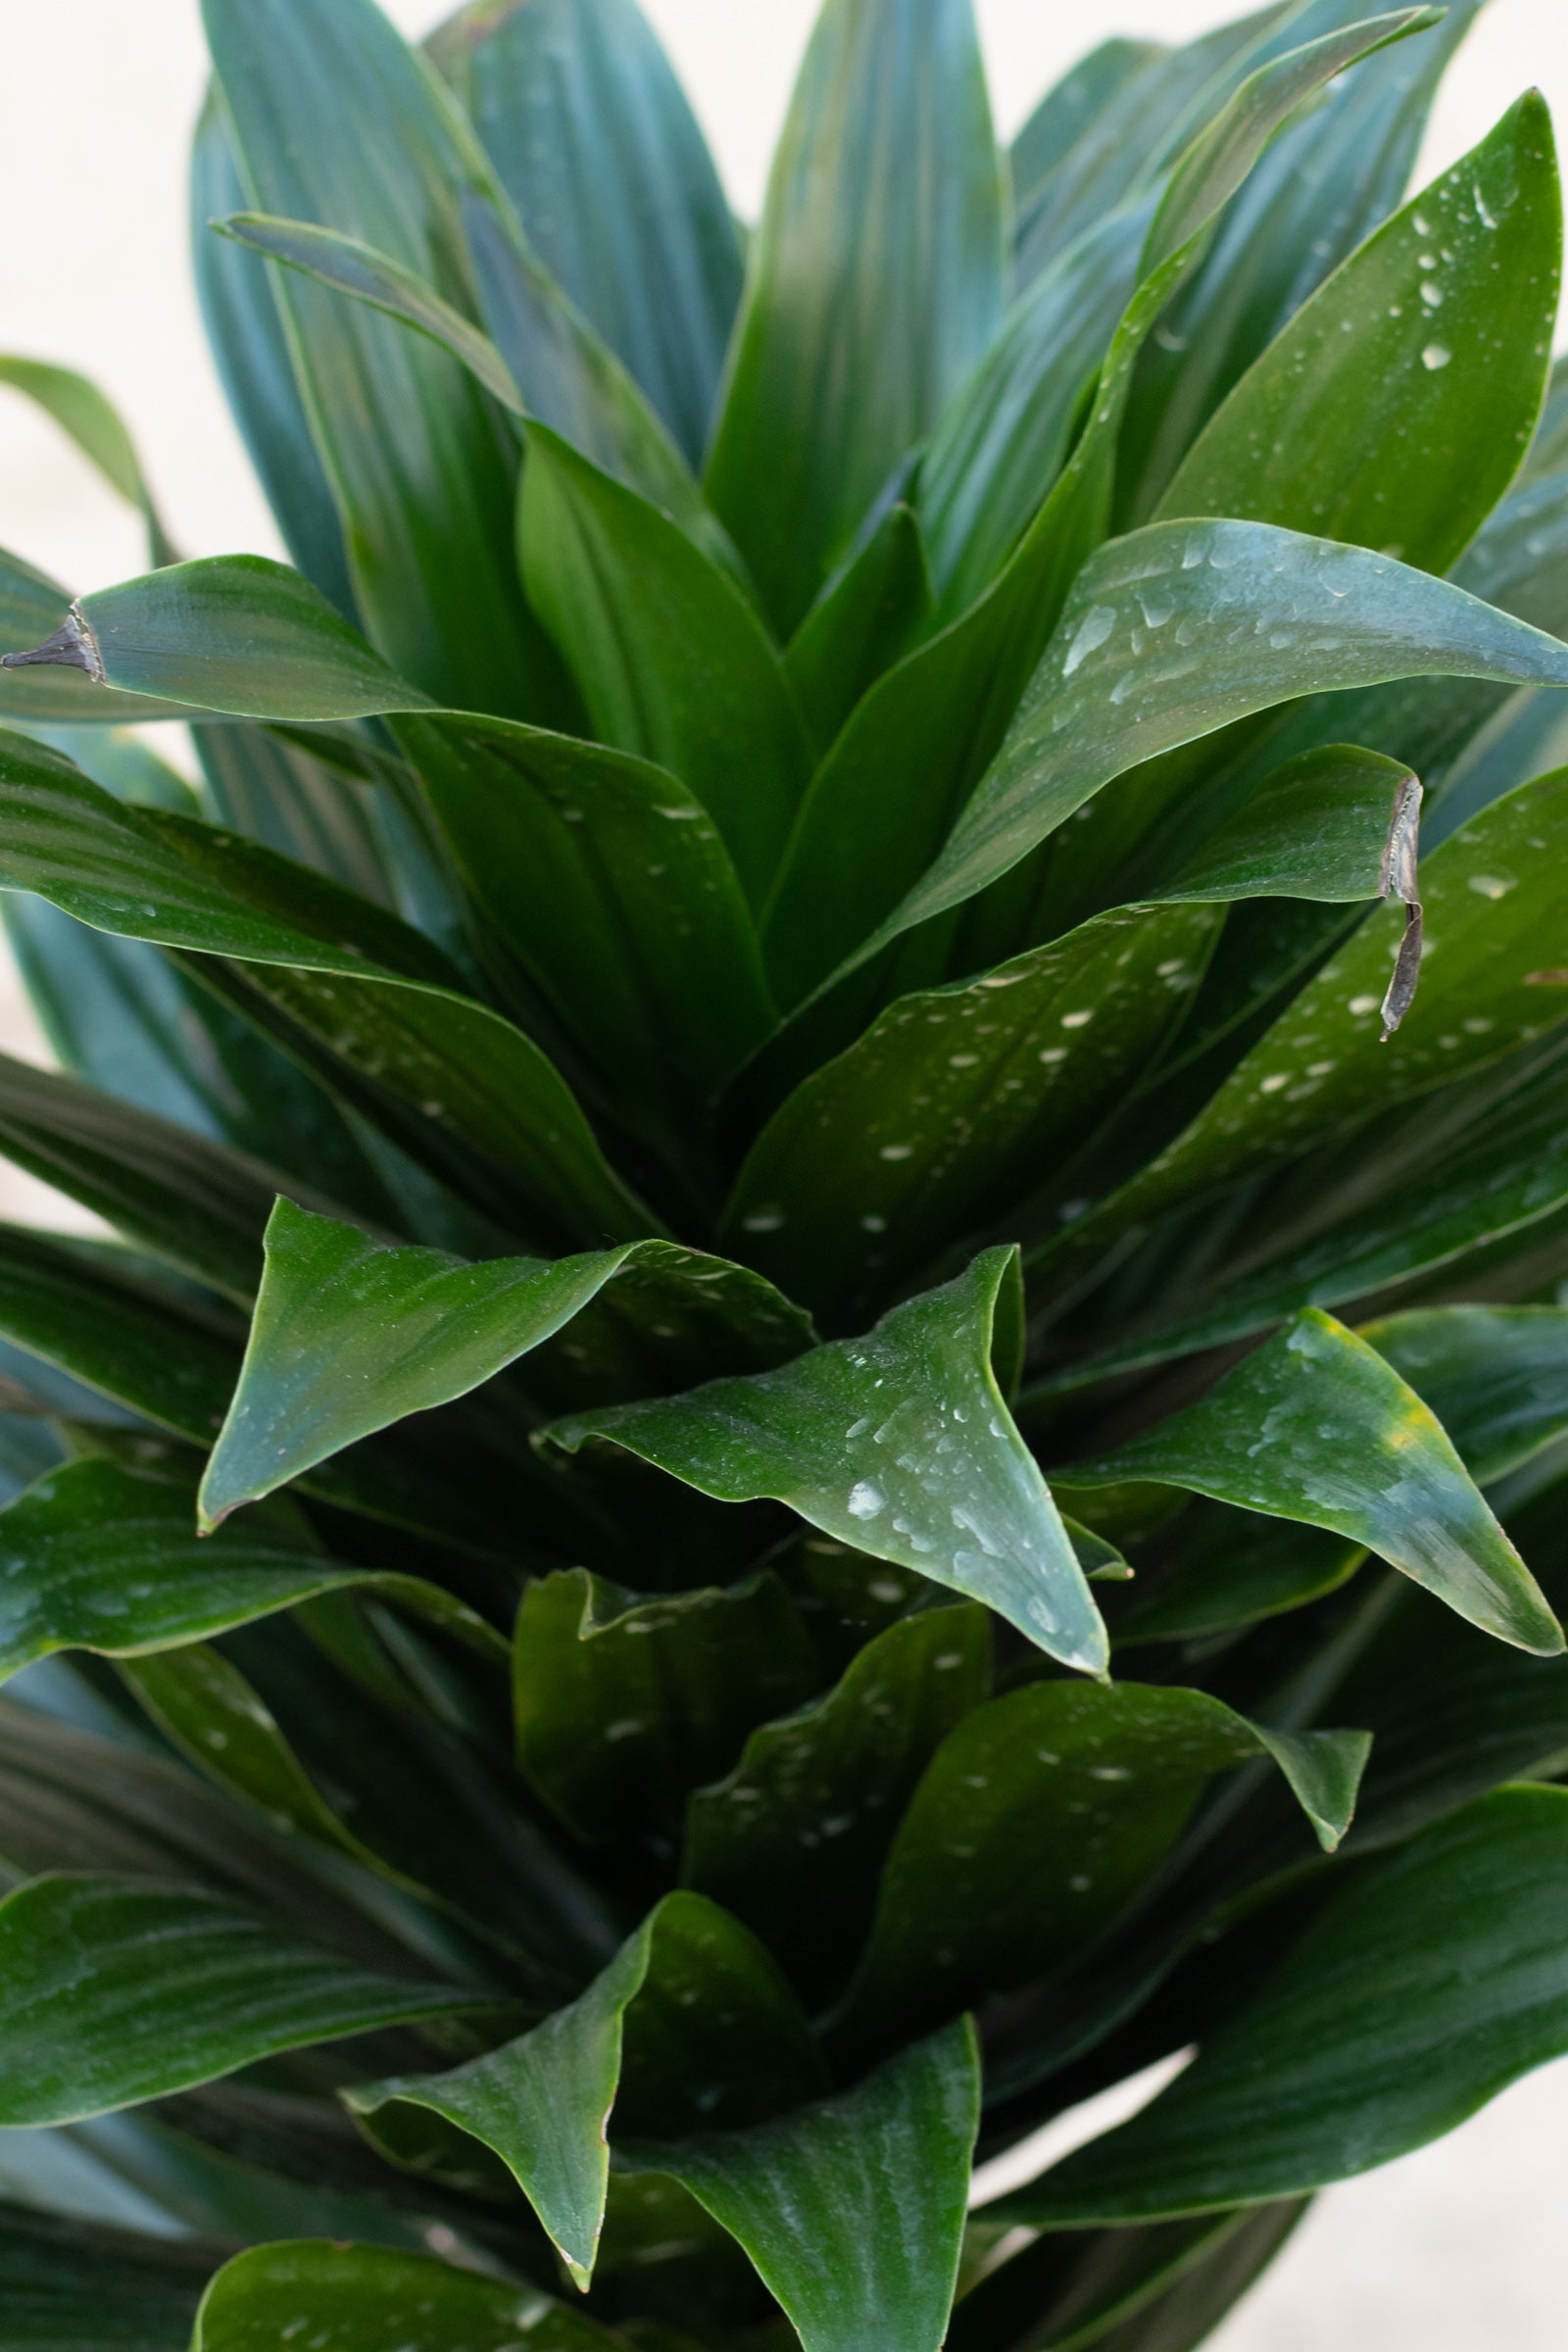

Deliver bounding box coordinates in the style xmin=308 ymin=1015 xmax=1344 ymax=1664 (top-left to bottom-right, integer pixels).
xmin=2 ymin=5 xmax=1567 ymax=2343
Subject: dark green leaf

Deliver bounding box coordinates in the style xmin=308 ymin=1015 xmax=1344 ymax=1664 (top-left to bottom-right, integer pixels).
xmin=1157 ymin=92 xmax=1560 ymax=574
xmin=620 ymin=2018 xmax=980 ymax=2352
xmin=1111 ymin=1509 xmax=1365 ymax=1644
xmin=518 ymin=426 xmax=811 ymax=906
xmin=1362 ymin=1306 xmax=1568 ymax=1486
xmin=0 ymin=1875 xmax=473 ymax=2127
xmin=546 ymin=1250 xmax=1109 ymax=1674
xmin=1004 ymin=1787 xmax=1568 ymax=2227
xmin=785 ymin=498 xmax=935 ymax=751
xmin=193 ymin=2239 xmax=620 ymax=2351
xmin=1061 ymin=1308 xmax=1562 ymax=1654
xmin=514 ymin=1568 xmax=821 ymax=1844
xmin=681 ymin=1602 xmax=991 ymax=2008
xmin=198 ymin=1199 xmax=812 ymax=1528
xmin=200 ymin=0 xmax=561 ymax=717
xmin=351 ymin=1890 xmax=825 ymax=2286
xmin=831 ymin=1677 xmax=1366 ymax=2061
xmin=704 ymin=0 xmax=1005 ymax=633
xmin=0 ymin=2203 xmax=215 ymax=2352
xmin=191 ymin=720 xmax=395 ymax=905
xmin=429 ymin=0 xmax=743 ymax=468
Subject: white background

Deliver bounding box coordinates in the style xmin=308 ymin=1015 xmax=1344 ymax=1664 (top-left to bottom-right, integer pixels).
xmin=1 ymin=5 xmax=1567 ymax=2342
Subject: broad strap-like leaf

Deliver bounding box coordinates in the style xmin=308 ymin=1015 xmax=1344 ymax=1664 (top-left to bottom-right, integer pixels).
xmin=429 ymin=0 xmax=743 ymax=469
xmin=515 ymin=1568 xmax=822 ymax=1844
xmin=545 ymin=1250 xmax=1108 ymax=1674
xmin=704 ymin=0 xmax=1005 ymax=634
xmin=1158 ymin=91 xmax=1561 ymax=572
xmin=784 ymin=494 xmax=935 ymax=753
xmin=517 ymin=426 xmax=812 ymax=905
xmin=830 ymin=1677 xmax=1367 ymax=2064
xmin=1361 ymin=1307 xmax=1568 ymax=1487
xmin=0 ymin=1874 xmax=476 ymax=2127
xmin=619 ymin=2018 xmax=980 ymax=2352
xmin=681 ymin=1601 xmax=991 ymax=2008
xmin=350 ymin=1890 xmax=825 ymax=2288
xmin=198 ymin=1200 xmax=813 ymax=1529
xmin=1059 ymin=1309 xmax=1562 ymax=1654
xmin=0 ymin=1455 xmax=505 ymax=1688
xmin=199 ymin=0 xmax=562 ymax=718
xmin=0 ymin=2203 xmax=217 ymax=2352
xmin=1004 ymin=1787 xmax=1568 ymax=2228
xmin=0 ymin=728 xmax=650 ymax=1248
xmin=192 ymin=2240 xmax=623 ymax=2352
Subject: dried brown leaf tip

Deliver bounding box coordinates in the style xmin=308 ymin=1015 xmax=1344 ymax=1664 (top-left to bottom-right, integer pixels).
xmin=1378 ymin=773 xmax=1424 ymax=1041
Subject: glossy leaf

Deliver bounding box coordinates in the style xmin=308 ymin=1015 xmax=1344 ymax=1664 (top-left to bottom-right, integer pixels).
xmin=546 ymin=1250 xmax=1108 ymax=1674
xmin=784 ymin=498 xmax=935 ymax=752
xmin=514 ymin=1568 xmax=821 ymax=1844
xmin=1158 ymin=93 xmax=1560 ymax=573
xmin=1006 ymin=1787 xmax=1568 ymax=2227
xmin=832 ymin=1677 xmax=1367 ymax=2059
xmin=198 ymin=1199 xmax=812 ymax=1528
xmin=0 ymin=1455 xmax=505 ymax=1687
xmin=351 ymin=1890 xmax=824 ymax=2287
xmin=681 ymin=1601 xmax=991 ymax=2007
xmin=429 ymin=0 xmax=743 ymax=467
xmin=705 ymin=0 xmax=1005 ymax=633
xmin=193 ymin=2240 xmax=620 ymax=2352
xmin=517 ymin=426 xmax=812 ymax=904
xmin=1061 ymin=1309 xmax=1562 ymax=1654
xmin=620 ymin=2018 xmax=980 ymax=2352
xmin=1362 ymin=1306 xmax=1568 ymax=1486
xmin=199 ymin=0 xmax=558 ymax=717
xmin=0 ymin=1875 xmax=474 ymax=2127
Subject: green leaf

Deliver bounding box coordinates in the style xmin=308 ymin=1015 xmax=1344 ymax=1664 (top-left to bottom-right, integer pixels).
xmin=0 ymin=1455 xmax=505 ymax=1688
xmin=1361 ymin=1306 xmax=1568 ymax=1487
xmin=514 ymin=1568 xmax=821 ymax=1844
xmin=704 ymin=0 xmax=1005 ymax=634
xmin=920 ymin=202 xmax=1150 ymax=618
xmin=429 ymin=0 xmax=743 ymax=469
xmin=1060 ymin=1309 xmax=1562 ymax=1655
xmin=832 ymin=514 xmax=1568 ymax=991
xmin=682 ymin=1601 xmax=990 ymax=2008
xmin=784 ymin=497 xmax=935 ymax=752
xmin=518 ymin=426 xmax=812 ymax=906
xmin=0 ymin=1875 xmax=474 ymax=2127
xmin=831 ymin=1678 xmax=1366 ymax=2062
xmin=1004 ymin=1786 xmax=1568 ymax=2228
xmin=350 ymin=1890 xmax=825 ymax=2287
xmin=0 ymin=2203 xmax=215 ymax=2352
xmin=0 ymin=729 xmax=649 ymax=1248
xmin=1111 ymin=1508 xmax=1365 ymax=1645
xmin=200 ymin=0 xmax=562 ymax=718
xmin=191 ymin=719 xmax=396 ymax=904
xmin=545 ymin=1250 xmax=1109 ymax=1675
xmin=620 ymin=2018 xmax=980 ymax=2352
xmin=1157 ymin=93 xmax=1560 ymax=575
xmin=1118 ymin=0 xmax=1488 ymax=531
xmin=193 ymin=2238 xmax=621 ymax=2351
xmin=0 ymin=359 xmax=173 ymax=564
xmin=198 ymin=1200 xmax=813 ymax=1529
xmin=192 ymin=90 xmax=360 ymax=621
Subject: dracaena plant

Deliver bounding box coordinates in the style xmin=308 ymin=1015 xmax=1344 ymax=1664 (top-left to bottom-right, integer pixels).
xmin=4 ymin=0 xmax=1568 ymax=2345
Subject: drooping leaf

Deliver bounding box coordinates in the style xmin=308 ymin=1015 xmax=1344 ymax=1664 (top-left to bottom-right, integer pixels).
xmin=0 ymin=358 xmax=173 ymax=564
xmin=1156 ymin=92 xmax=1561 ymax=573
xmin=830 ymin=1677 xmax=1367 ymax=2062
xmin=192 ymin=2239 xmax=621 ymax=2352
xmin=198 ymin=1199 xmax=813 ymax=1529
xmin=546 ymin=1250 xmax=1108 ymax=1674
xmin=681 ymin=1601 xmax=990 ymax=2007
xmin=1004 ymin=1787 xmax=1568 ymax=2228
xmin=0 ymin=1875 xmax=475 ymax=2128
xmin=514 ymin=1568 xmax=821 ymax=1844
xmin=704 ymin=0 xmax=1005 ymax=633
xmin=1060 ymin=1309 xmax=1562 ymax=1655
xmin=517 ymin=426 xmax=812 ymax=904
xmin=350 ymin=1890 xmax=825 ymax=2287
xmin=428 ymin=0 xmax=744 ymax=467
xmin=619 ymin=2018 xmax=980 ymax=2352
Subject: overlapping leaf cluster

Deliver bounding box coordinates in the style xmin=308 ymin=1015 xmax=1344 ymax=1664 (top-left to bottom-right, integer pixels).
xmin=3 ymin=1 xmax=1568 ymax=2346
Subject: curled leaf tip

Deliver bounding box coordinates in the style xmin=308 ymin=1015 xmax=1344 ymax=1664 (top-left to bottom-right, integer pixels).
xmin=0 ymin=603 xmax=103 ymax=682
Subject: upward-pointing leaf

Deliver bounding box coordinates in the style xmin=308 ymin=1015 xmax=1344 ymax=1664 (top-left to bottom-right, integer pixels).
xmin=1059 ymin=1309 xmax=1563 ymax=1655
xmin=546 ymin=1250 xmax=1108 ymax=1674
xmin=705 ymin=0 xmax=1005 ymax=634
